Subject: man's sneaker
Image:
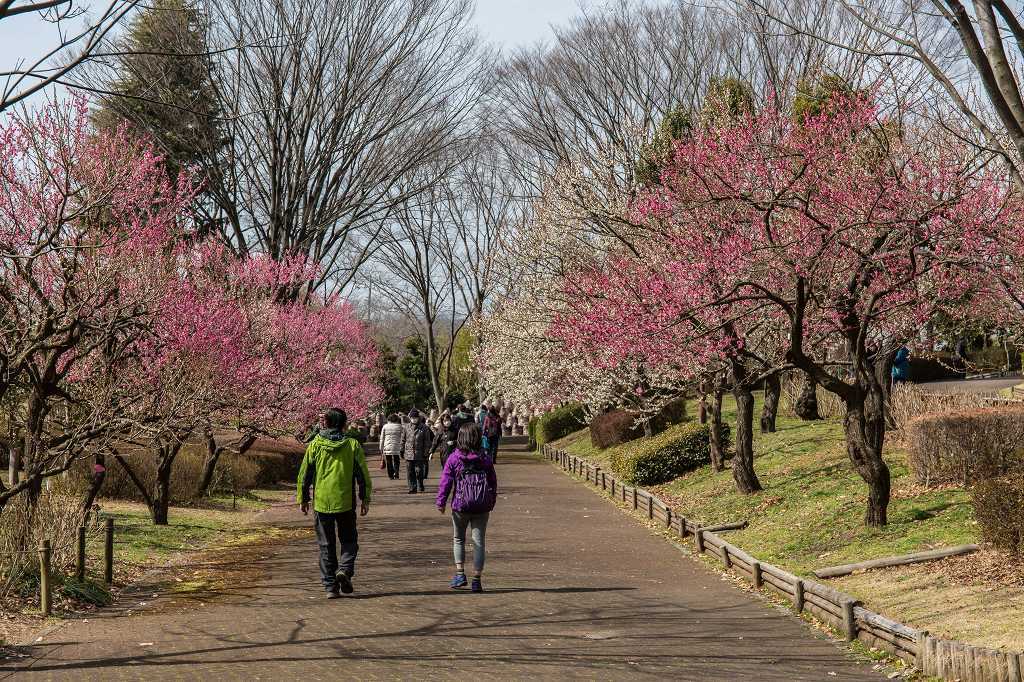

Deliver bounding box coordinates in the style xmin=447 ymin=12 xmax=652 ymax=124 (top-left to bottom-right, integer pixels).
xmin=407 ymin=489 xmax=417 ymax=494
xmin=471 ymin=577 xmax=483 ymax=593
xmin=326 ymin=587 xmax=341 ymax=599
xmin=449 ymin=573 xmax=468 ymax=589
xmin=335 ymin=571 xmax=354 ymax=594
xmin=418 ymin=484 xmax=425 ymax=492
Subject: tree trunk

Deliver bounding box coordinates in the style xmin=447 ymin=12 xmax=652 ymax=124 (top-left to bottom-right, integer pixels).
xmin=642 ymin=420 xmax=654 ymax=437
xmin=198 ymin=430 xmax=257 ymax=495
xmin=731 ymin=382 xmax=763 ymax=494
xmin=843 ymin=389 xmax=890 ymax=527
xmin=152 ymin=453 xmax=173 ymax=526
xmin=794 ymin=372 xmax=821 ymax=420
xmin=698 ymin=394 xmax=708 ymax=424
xmin=873 ymin=349 xmax=895 ymax=429
xmin=198 ymin=428 xmax=224 ymax=497
xmin=760 ymin=373 xmax=780 ymax=434
xmin=81 ymin=451 xmax=107 ymax=524
xmin=708 ymin=387 xmax=725 ymax=472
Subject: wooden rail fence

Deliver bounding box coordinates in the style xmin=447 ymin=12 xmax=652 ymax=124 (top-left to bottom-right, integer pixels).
xmin=542 ymin=444 xmax=1023 ymax=682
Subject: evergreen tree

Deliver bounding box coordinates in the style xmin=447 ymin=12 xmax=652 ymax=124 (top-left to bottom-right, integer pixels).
xmin=92 ymin=0 xmax=222 ymax=181
xmin=395 ymin=337 xmax=434 ymax=412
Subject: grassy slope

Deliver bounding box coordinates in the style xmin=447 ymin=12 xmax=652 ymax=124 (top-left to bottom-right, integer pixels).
xmin=551 ymin=398 xmax=1024 ymax=650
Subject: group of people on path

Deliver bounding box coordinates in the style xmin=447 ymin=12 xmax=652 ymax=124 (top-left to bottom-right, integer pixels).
xmin=377 ymin=403 xmax=505 ymax=494
xmin=297 ymin=406 xmax=500 ymax=599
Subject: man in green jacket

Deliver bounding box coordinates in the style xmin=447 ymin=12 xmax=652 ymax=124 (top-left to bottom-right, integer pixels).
xmin=297 ymin=408 xmax=372 ymax=598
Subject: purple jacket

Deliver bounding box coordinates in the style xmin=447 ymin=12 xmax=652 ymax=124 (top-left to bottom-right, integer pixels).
xmin=436 ymin=448 xmax=497 ymax=512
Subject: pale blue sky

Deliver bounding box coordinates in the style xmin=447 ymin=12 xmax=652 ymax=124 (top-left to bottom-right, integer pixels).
xmin=0 ymin=0 xmax=592 ymax=105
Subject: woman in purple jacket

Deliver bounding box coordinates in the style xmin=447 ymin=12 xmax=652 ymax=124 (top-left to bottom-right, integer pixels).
xmin=436 ymin=422 xmax=497 ymax=592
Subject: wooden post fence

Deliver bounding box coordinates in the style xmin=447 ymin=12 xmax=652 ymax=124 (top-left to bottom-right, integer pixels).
xmin=39 ymin=539 xmax=51 ymax=617
xmin=104 ymin=518 xmax=114 ymax=584
xmin=76 ymin=526 xmax=86 ymax=581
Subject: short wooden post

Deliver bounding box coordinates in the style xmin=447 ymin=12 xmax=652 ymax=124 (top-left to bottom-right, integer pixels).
xmin=39 ymin=540 xmax=51 ymax=617
xmin=621 ymin=484 xmax=626 ymax=503
xmin=1008 ymin=651 xmax=1021 ymax=682
xmin=76 ymin=526 xmax=86 ymax=581
xmin=695 ymin=529 xmax=705 ymax=553
xmin=752 ymin=561 xmax=763 ymax=588
xmin=647 ymin=495 xmax=654 ymax=520
xmin=601 ymin=472 xmax=606 ymax=490
xmin=722 ymin=543 xmax=731 ymax=568
xmin=8 ymin=445 xmax=20 ymax=486
xmin=665 ymin=507 xmax=672 ymax=528
xmin=103 ymin=517 xmax=114 ymax=584
xmin=842 ymin=599 xmax=857 ymax=642
xmin=632 ymin=487 xmax=638 ymax=510
xmin=915 ymin=631 xmax=928 ymax=671
xmin=611 ymin=478 xmax=615 ymax=496
xmin=794 ymin=579 xmax=805 ymax=612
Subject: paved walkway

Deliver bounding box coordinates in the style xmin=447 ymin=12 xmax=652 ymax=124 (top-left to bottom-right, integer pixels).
xmin=2 ymin=446 xmax=880 ymax=680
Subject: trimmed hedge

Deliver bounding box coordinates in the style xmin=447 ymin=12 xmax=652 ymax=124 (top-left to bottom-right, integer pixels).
xmin=905 ymin=408 xmax=1024 ymax=486
xmin=589 ymin=398 xmax=688 ymax=450
xmin=972 ymin=474 xmax=1024 ymax=554
xmin=527 ymin=417 xmax=538 ymax=450
xmin=610 ymin=421 xmax=729 ymax=486
xmin=536 ymin=403 xmax=586 ymax=447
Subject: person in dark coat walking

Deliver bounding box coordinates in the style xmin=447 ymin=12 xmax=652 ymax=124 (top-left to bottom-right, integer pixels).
xmin=442 ymin=404 xmax=474 ymax=464
xmin=403 ymin=409 xmax=432 ymax=493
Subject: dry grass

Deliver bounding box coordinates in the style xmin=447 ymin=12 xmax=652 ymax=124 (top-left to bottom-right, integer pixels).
xmin=835 ymin=550 xmax=1024 ymax=650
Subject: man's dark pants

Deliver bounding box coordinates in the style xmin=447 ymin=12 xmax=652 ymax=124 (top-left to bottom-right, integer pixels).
xmin=407 ymin=460 xmax=426 ymax=491
xmin=314 ymin=509 xmax=358 ymax=591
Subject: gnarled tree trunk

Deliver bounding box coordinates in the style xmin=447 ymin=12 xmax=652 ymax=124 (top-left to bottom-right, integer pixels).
xmin=794 ymin=371 xmax=820 ymax=421
xmin=729 ymin=358 xmax=762 ymax=494
xmin=843 ymin=385 xmax=890 ymax=527
xmin=81 ymin=451 xmax=107 ymax=524
xmin=760 ymin=373 xmax=780 ymax=434
xmin=708 ymin=385 xmax=725 ymax=472
xmin=198 ymin=428 xmax=257 ymax=496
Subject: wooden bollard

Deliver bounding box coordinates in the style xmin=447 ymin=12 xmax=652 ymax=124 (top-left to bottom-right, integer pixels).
xmin=915 ymin=631 xmax=928 ymax=670
xmin=647 ymin=495 xmax=653 ymax=520
xmin=752 ymin=561 xmax=763 ymax=589
xmin=611 ymin=478 xmax=615 ymax=496
xmin=665 ymin=508 xmax=672 ymax=528
xmin=76 ymin=526 xmax=86 ymax=581
xmin=104 ymin=517 xmax=114 ymax=584
xmin=842 ymin=600 xmax=857 ymax=642
xmin=39 ymin=540 xmax=51 ymax=617
xmin=631 ymin=487 xmax=637 ymax=509
xmin=722 ymin=544 xmax=731 ymax=568
xmin=695 ymin=529 xmax=705 ymax=553
xmin=601 ymin=471 xmax=606 ymax=490
xmin=794 ymin=579 xmax=805 ymax=612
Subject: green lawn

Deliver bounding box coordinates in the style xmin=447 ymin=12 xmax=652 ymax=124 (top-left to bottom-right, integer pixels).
xmin=550 ymin=397 xmax=1024 ymax=650
xmin=88 ymin=486 xmax=290 ymax=572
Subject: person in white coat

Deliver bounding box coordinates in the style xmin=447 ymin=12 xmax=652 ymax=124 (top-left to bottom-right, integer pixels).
xmin=378 ymin=414 xmax=404 ymax=480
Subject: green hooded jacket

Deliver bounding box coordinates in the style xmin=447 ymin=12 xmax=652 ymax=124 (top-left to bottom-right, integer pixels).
xmin=297 ymin=430 xmax=372 ymax=513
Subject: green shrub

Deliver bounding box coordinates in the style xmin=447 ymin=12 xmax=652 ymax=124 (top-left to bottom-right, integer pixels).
xmin=610 ymin=421 xmax=729 ymax=486
xmin=536 ymin=403 xmax=586 ymax=447
xmin=972 ymin=474 xmax=1024 ymax=554
xmin=527 ymin=417 xmax=539 ymax=450
xmin=905 ymin=408 xmax=1024 ymax=486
